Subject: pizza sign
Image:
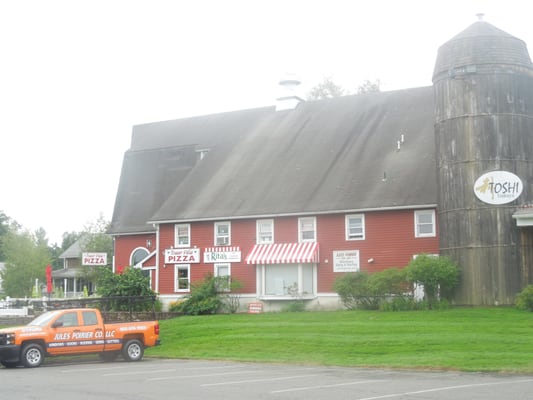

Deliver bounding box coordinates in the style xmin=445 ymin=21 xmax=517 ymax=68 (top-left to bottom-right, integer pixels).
xmin=82 ymin=252 xmax=108 ymax=266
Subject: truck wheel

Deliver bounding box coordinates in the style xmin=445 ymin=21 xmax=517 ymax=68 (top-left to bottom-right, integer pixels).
xmin=1 ymin=361 xmax=19 ymax=368
xmin=122 ymin=339 xmax=144 ymax=362
xmin=21 ymin=343 xmax=45 ymax=368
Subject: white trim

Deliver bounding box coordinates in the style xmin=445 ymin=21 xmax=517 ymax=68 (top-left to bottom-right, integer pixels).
xmin=146 ymin=204 xmax=438 ymax=225
xmin=345 ymin=214 xmax=365 ymax=240
xmin=298 ymin=216 xmax=316 ymax=243
xmin=414 ymin=209 xmax=436 ymax=238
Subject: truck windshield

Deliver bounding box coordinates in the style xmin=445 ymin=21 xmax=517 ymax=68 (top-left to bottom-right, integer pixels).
xmin=27 ymin=310 xmax=62 ymax=327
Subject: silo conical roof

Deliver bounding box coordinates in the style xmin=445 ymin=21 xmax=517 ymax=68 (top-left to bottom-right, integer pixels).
xmin=433 ymin=21 xmax=533 ymax=82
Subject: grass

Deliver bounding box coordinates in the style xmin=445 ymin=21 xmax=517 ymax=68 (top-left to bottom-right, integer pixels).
xmin=145 ymin=307 xmax=533 ymax=374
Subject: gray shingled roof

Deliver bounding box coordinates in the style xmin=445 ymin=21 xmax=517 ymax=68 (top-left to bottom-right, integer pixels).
xmin=109 ymin=86 xmax=437 ymax=235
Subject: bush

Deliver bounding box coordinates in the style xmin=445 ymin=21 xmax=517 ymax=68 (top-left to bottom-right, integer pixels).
xmin=173 ymin=274 xmax=221 ymax=315
xmin=516 ymin=285 xmax=533 ymax=311
xmin=171 ymin=274 xmax=244 ymax=315
xmin=333 ymin=269 xmax=408 ymax=310
xmin=405 ymin=254 xmax=460 ymax=308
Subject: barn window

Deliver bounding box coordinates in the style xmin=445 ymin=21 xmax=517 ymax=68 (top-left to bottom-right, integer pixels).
xmin=175 ymin=224 xmax=190 ymax=247
xmin=256 ymin=219 xmax=274 ymax=244
xmin=414 ymin=210 xmax=436 ymax=237
xmin=298 ymin=217 xmax=316 ymax=242
xmin=346 ymin=214 xmax=365 ymax=240
xmin=215 ymin=221 xmax=231 ymax=246
xmin=258 ymin=263 xmax=315 ymax=298
xmin=214 ymin=263 xmax=231 ymax=292
xmin=130 ymin=248 xmax=149 ymax=266
xmin=174 ymin=265 xmax=190 ymax=292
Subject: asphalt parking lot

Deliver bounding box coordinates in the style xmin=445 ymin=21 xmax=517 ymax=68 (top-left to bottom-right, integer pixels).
xmin=3 ymin=358 xmax=533 ymax=400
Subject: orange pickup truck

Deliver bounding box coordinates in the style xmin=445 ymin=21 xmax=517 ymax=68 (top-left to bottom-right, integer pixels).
xmin=0 ymin=308 xmax=160 ymax=368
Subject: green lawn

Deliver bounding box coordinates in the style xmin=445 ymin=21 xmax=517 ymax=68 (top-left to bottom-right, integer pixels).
xmin=146 ymin=307 xmax=533 ymax=374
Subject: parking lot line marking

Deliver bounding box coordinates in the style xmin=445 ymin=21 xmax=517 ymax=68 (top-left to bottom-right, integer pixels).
xmin=356 ymin=378 xmax=533 ymax=400
xmin=201 ymin=374 xmax=321 ymax=387
xmin=148 ymin=370 xmax=258 ymax=381
xmin=271 ymin=379 xmax=381 ymax=393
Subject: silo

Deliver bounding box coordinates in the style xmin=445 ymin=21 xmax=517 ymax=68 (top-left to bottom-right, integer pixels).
xmin=432 ymin=19 xmax=533 ymax=305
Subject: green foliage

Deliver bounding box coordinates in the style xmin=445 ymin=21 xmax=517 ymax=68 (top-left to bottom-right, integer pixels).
xmin=95 ymin=266 xmax=156 ymax=311
xmin=80 ymin=214 xmax=113 ymax=265
xmin=356 ymin=79 xmax=381 ymax=94
xmin=173 ymin=274 xmax=222 ymax=315
xmin=333 ymin=268 xmax=408 ymax=310
xmin=306 ymin=76 xmax=346 ymax=100
xmin=405 ymin=254 xmax=460 ymax=308
xmin=515 ymin=285 xmax=533 ymax=311
xmin=0 ymin=228 xmax=51 ymax=297
xmin=172 ymin=274 xmax=244 ymax=315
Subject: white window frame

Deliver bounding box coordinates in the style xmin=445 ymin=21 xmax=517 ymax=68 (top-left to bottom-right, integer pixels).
xmin=214 ymin=221 xmax=231 ymax=246
xmin=298 ymin=217 xmax=316 ymax=242
xmin=174 ymin=264 xmax=190 ymax=292
xmin=256 ymin=219 xmax=274 ymax=244
xmin=345 ymin=214 xmax=365 ymax=240
xmin=130 ymin=247 xmax=149 ymax=267
xmin=257 ymin=263 xmax=317 ymax=299
xmin=174 ymin=224 xmax=191 ymax=247
xmin=414 ymin=210 xmax=436 ymax=238
xmin=214 ymin=263 xmax=231 ymax=292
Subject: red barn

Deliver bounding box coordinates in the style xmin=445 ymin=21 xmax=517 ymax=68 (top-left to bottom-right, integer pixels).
xmin=109 ymin=20 xmax=533 ymax=308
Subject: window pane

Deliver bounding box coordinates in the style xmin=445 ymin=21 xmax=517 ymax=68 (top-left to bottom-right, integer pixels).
xmin=265 ymin=265 xmax=298 ymax=295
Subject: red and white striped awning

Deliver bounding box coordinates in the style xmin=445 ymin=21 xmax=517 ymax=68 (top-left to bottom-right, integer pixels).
xmin=245 ymin=242 xmax=319 ymax=264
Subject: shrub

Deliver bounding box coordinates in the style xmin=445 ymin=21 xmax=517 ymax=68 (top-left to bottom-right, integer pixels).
xmin=172 ymin=274 xmax=244 ymax=315
xmin=333 ymin=269 xmax=408 ymax=310
xmin=404 ymin=254 xmax=460 ymax=308
xmin=516 ymin=285 xmax=533 ymax=311
xmin=173 ymin=274 xmax=221 ymax=315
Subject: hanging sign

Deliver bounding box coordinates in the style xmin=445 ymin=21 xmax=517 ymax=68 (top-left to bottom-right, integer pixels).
xmin=474 ymin=171 xmax=523 ymax=205
xmin=82 ymin=252 xmax=107 ymax=266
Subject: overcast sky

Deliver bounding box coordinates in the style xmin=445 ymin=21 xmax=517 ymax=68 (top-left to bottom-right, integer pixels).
xmin=1 ymin=0 xmax=532 ymax=245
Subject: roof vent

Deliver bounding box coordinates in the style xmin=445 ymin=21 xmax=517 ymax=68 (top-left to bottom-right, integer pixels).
xmin=276 ymin=73 xmax=304 ymax=111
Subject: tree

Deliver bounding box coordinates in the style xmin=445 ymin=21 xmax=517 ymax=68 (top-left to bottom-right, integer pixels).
xmin=81 ymin=214 xmax=113 ymax=263
xmin=95 ymin=266 xmax=156 ymax=311
xmin=1 ymin=228 xmax=51 ymax=297
xmin=357 ymin=79 xmax=381 ymax=94
xmin=306 ymin=77 xmax=346 ymax=100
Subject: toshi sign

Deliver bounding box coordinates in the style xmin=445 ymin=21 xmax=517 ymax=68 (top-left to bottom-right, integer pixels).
xmin=474 ymin=171 xmax=523 ymax=205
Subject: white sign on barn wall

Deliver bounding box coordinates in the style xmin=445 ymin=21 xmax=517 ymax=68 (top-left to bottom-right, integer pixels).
xmin=474 ymin=171 xmax=523 ymax=205
xmin=164 ymin=248 xmax=200 ymax=263
xmin=333 ymin=250 xmax=360 ymax=272
xmin=82 ymin=252 xmax=107 ymax=266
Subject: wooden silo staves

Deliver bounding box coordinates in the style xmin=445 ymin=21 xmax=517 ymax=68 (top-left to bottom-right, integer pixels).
xmin=432 ymin=19 xmax=533 ymax=305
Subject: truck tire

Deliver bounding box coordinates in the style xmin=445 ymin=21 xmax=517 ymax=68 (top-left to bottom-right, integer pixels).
xmin=122 ymin=339 xmax=144 ymax=362
xmin=21 ymin=343 xmax=45 ymax=368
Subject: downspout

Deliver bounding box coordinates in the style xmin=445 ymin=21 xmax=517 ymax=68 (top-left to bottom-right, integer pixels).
xmin=155 ymin=224 xmax=160 ymax=293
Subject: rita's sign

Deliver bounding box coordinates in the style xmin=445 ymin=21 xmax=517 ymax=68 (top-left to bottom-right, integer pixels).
xmin=474 ymin=171 xmax=523 ymax=205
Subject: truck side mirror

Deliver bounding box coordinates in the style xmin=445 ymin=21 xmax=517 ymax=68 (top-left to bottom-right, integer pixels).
xmin=52 ymin=321 xmax=64 ymax=328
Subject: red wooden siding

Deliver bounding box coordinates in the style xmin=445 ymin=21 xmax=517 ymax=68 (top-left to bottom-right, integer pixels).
xmin=113 ymin=208 xmax=439 ymax=297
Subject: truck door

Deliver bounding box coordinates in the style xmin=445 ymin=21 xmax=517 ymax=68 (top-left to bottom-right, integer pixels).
xmin=48 ymin=310 xmax=104 ymax=355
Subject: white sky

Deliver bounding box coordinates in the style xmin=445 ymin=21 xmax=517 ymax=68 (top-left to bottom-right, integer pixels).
xmin=1 ymin=0 xmax=532 ymax=245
